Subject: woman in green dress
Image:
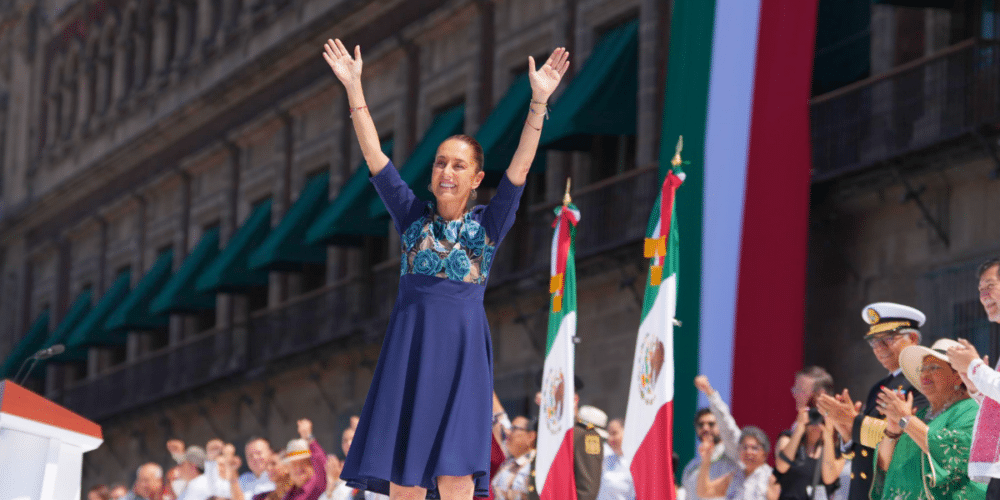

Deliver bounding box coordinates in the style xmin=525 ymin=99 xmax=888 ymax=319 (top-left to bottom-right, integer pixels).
xmin=872 ymin=338 xmax=985 ymax=500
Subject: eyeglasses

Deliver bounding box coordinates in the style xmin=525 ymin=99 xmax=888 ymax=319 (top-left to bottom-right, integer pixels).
xmin=739 ymin=443 xmax=764 ymax=452
xmin=867 ymin=334 xmax=903 ymax=349
xmin=919 ymin=364 xmax=946 ymax=374
xmin=696 ymin=421 xmax=717 ymax=428
xmin=510 ymin=425 xmax=529 ymax=432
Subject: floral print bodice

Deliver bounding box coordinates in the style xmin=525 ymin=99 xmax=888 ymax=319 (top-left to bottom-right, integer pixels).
xmin=400 ymin=206 xmax=497 ymax=284
xmin=369 ymin=160 xmax=523 ymax=286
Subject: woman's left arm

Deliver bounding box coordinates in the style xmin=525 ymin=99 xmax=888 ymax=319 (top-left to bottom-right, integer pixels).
xmin=505 ymin=49 xmax=570 ymax=186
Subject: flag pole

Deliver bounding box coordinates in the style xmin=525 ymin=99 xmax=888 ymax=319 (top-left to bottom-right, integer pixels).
xmin=563 ymin=178 xmax=572 ymax=206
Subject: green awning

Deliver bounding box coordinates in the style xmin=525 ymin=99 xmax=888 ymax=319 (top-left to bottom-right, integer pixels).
xmin=248 ymin=173 xmax=329 ymax=271
xmin=369 ymin=106 xmax=465 ymax=219
xmin=42 ymin=289 xmax=93 ymax=363
xmin=540 ymin=20 xmax=638 ymax=150
xmin=66 ymin=270 xmax=132 ymax=349
xmin=306 ymin=140 xmax=395 ymax=246
xmin=150 ymin=228 xmax=220 ymax=314
xmin=104 ymin=249 xmax=174 ymax=332
xmin=474 ymin=73 xmax=545 ymax=184
xmin=0 ymin=309 xmax=50 ymax=379
xmin=195 ymin=200 xmax=272 ymax=293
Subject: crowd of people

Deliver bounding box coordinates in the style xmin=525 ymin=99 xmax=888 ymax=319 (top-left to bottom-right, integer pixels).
xmin=676 ymin=257 xmax=1000 ymax=500
xmin=84 ymin=259 xmax=1000 ymax=500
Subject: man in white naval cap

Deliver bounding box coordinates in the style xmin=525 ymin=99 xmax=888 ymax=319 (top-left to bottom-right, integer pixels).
xmin=816 ymin=302 xmax=929 ymax=500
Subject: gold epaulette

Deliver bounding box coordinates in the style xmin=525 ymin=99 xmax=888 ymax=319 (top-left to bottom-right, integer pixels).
xmin=859 ymin=416 xmax=887 ymax=448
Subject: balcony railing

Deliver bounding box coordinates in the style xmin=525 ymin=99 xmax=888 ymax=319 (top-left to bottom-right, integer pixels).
xmin=59 ymin=165 xmax=661 ymax=420
xmin=811 ymin=38 xmax=1000 ymax=182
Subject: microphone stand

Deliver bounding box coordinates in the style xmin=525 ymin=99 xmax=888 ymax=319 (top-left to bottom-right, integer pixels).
xmin=12 ymin=356 xmax=35 ymax=383
xmin=17 ymin=357 xmax=42 ymax=386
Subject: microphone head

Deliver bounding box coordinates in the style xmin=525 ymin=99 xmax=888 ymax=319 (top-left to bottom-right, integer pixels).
xmin=49 ymin=344 xmax=65 ymax=355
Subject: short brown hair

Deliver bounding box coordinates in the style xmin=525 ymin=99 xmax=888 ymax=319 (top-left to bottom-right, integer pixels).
xmin=444 ymin=134 xmax=484 ymax=172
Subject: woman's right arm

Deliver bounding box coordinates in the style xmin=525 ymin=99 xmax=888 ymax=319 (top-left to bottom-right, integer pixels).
xmin=323 ymin=39 xmax=389 ymax=175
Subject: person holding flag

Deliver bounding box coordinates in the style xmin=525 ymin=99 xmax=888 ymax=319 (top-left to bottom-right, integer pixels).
xmin=321 ymin=38 xmax=570 ymax=500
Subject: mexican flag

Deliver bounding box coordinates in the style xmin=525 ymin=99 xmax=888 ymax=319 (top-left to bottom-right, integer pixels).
xmin=658 ymin=0 xmax=819 ymax=464
xmin=535 ymin=203 xmax=581 ymax=500
xmin=623 ymin=155 xmax=684 ymax=499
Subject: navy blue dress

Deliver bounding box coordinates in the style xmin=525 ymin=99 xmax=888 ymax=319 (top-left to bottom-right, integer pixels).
xmin=340 ymin=161 xmax=524 ymax=498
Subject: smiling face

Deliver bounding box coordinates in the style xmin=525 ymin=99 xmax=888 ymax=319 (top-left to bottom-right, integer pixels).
xmin=430 ymin=138 xmax=485 ymax=213
xmin=981 ymin=265 xmax=1000 ymax=323
xmin=870 ymin=331 xmax=918 ymax=372
xmin=738 ymin=436 xmax=767 ymax=472
xmin=288 ymin=458 xmax=314 ymax=487
xmin=919 ymin=356 xmax=962 ymax=406
xmin=245 ymin=439 xmax=271 ymax=477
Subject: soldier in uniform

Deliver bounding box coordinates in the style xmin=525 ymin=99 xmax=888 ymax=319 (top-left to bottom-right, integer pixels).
xmin=573 ymin=406 xmax=607 ymax=500
xmin=526 ymin=386 xmax=605 ymax=500
xmin=817 ymin=302 xmax=929 ymax=500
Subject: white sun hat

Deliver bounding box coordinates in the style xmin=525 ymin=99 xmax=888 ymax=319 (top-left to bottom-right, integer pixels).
xmin=898 ymin=338 xmax=962 ymax=389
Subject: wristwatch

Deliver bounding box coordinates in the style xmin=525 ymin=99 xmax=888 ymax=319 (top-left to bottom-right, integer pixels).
xmin=898 ymin=416 xmax=911 ymax=430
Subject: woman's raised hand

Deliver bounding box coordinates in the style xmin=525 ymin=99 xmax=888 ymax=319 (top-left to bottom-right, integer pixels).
xmin=528 ymin=47 xmax=570 ymax=102
xmin=323 ymin=38 xmax=363 ymax=87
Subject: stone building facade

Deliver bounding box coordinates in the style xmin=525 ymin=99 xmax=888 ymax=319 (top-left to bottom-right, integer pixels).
xmin=809 ymin=1 xmax=1000 ymax=398
xmin=0 ymin=0 xmax=671 ymax=487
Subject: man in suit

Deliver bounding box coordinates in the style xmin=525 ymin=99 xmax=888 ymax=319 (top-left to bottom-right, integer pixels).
xmin=817 ymin=302 xmax=929 ymax=500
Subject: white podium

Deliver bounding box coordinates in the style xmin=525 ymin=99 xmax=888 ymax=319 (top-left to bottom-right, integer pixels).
xmin=0 ymin=380 xmax=103 ymax=500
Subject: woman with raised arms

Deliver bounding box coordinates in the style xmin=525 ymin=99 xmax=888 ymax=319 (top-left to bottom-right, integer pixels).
xmin=321 ymin=38 xmax=569 ymax=500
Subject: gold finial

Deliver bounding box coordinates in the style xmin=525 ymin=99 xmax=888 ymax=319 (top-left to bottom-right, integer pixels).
xmin=671 ymin=135 xmax=684 ymax=167
xmin=563 ymin=177 xmax=572 ymax=206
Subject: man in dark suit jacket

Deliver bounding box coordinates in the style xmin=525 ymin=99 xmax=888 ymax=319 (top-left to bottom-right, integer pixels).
xmin=818 ymin=302 xmax=929 ymax=500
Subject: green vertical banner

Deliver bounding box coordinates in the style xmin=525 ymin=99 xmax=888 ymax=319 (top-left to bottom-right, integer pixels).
xmin=660 ymin=0 xmax=717 ymax=467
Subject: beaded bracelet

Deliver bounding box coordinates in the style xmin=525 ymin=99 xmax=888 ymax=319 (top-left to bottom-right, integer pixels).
xmin=349 ymin=105 xmax=368 ymax=118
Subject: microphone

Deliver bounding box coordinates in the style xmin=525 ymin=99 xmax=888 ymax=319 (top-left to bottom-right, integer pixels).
xmin=33 ymin=344 xmax=65 ymax=360
xmin=13 ymin=345 xmax=65 ymax=384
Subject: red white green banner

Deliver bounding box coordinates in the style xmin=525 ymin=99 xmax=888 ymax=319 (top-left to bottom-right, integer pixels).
xmin=659 ymin=0 xmax=819 ymax=458
xmin=535 ymin=203 xmax=581 ymax=500
xmin=623 ymin=156 xmax=684 ymax=499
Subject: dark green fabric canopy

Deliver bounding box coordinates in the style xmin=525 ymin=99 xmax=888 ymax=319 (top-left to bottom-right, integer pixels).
xmin=306 ymin=141 xmax=395 ymax=246
xmin=40 ymin=289 xmax=92 ymax=364
xmin=474 ymin=73 xmax=545 ymax=183
xmin=0 ymin=309 xmax=50 ymax=379
xmin=369 ymin=106 xmax=465 ymax=219
xmin=195 ymin=200 xmax=272 ymax=294
xmin=104 ymin=249 xmax=174 ymax=332
xmin=150 ymin=228 xmax=220 ymax=314
xmin=248 ymin=173 xmax=329 ymax=271
xmin=540 ymin=20 xmax=638 ymax=151
xmin=66 ymin=270 xmax=132 ymax=349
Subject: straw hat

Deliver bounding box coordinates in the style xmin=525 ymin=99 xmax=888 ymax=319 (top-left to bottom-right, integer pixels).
xmin=283 ymin=439 xmax=311 ymax=463
xmin=898 ymin=338 xmax=962 ymax=389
